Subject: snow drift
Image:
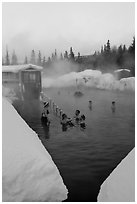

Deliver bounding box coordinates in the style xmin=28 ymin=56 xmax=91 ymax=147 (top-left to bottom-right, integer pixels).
xmin=2 ymin=86 xmax=17 ymax=103
xmin=98 ymin=148 xmax=135 ymax=202
xmin=2 ymin=97 xmax=68 ymax=202
xmin=42 ymin=69 xmax=135 ymax=91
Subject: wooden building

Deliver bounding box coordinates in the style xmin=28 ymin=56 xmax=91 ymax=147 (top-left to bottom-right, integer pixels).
xmin=2 ymin=64 xmax=43 ymax=100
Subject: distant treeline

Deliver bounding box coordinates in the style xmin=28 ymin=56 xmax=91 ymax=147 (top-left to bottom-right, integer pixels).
xmin=2 ymin=37 xmax=135 ymax=76
xmin=77 ymin=38 xmax=135 ymax=76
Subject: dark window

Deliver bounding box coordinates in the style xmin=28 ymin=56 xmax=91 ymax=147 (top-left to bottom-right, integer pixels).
xmin=29 ymin=73 xmax=36 ymax=81
xmin=23 ymin=72 xmax=37 ymax=82
xmin=23 ymin=72 xmax=29 ymax=82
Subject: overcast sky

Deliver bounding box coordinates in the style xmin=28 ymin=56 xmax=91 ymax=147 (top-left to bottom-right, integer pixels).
xmin=2 ymin=2 xmax=135 ymax=62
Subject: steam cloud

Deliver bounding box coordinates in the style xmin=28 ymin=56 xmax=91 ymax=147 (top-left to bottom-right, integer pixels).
xmin=43 ymin=60 xmax=79 ymax=78
xmin=42 ymin=68 xmax=135 ymax=91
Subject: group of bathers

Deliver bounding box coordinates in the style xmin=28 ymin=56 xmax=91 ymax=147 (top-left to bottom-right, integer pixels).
xmin=60 ymin=110 xmax=86 ymax=131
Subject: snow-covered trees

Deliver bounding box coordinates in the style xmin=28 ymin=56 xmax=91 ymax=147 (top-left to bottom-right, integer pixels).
xmin=11 ymin=50 xmax=18 ymax=65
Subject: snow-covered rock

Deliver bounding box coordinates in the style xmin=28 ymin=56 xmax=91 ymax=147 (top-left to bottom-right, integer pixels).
xmin=2 ymin=97 xmax=68 ymax=202
xmin=97 ymin=148 xmax=135 ymax=202
xmin=119 ymin=77 xmax=135 ymax=91
xmin=42 ymin=69 xmax=135 ymax=91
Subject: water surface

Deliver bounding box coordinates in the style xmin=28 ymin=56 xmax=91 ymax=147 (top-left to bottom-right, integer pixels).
xmin=13 ymin=87 xmax=135 ymax=202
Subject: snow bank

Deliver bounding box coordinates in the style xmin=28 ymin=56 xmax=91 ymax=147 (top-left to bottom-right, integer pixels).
xmin=2 ymin=86 xmax=17 ymax=103
xmin=119 ymin=77 xmax=135 ymax=91
xmin=2 ymin=97 xmax=68 ymax=202
xmin=42 ymin=69 xmax=135 ymax=91
xmin=98 ymin=148 xmax=135 ymax=202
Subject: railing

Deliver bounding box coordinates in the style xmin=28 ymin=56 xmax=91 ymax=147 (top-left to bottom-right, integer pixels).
xmin=40 ymin=92 xmax=65 ymax=118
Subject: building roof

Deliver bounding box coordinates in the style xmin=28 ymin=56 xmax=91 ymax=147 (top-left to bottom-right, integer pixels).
xmin=114 ymin=69 xmax=130 ymax=73
xmin=2 ymin=64 xmax=43 ymax=73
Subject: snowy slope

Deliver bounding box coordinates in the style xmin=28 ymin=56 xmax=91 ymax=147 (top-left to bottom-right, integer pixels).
xmin=2 ymin=97 xmax=68 ymax=202
xmin=97 ymin=148 xmax=135 ymax=202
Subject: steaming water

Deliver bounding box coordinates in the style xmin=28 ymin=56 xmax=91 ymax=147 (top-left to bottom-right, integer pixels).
xmin=13 ymin=87 xmax=134 ymax=202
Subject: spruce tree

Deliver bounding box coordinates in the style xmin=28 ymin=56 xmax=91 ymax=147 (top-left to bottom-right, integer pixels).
xmin=64 ymin=51 xmax=68 ymax=59
xmin=94 ymin=51 xmax=97 ymax=56
xmin=78 ymin=52 xmax=80 ymax=58
xmin=2 ymin=57 xmax=4 ymax=65
xmin=5 ymin=48 xmax=10 ymax=65
xmin=101 ymin=46 xmax=104 ymax=54
xmin=117 ymin=45 xmax=123 ymax=66
xmin=42 ymin=56 xmax=46 ymax=67
xmin=76 ymin=52 xmax=82 ymax=64
xmin=54 ymin=49 xmax=57 ymax=60
xmin=123 ymin=45 xmax=127 ymax=53
xmin=104 ymin=45 xmax=107 ymax=54
xmin=37 ymin=50 xmax=42 ymax=66
xmin=11 ymin=50 xmax=18 ymax=65
xmin=24 ymin=56 xmax=28 ymax=64
xmin=60 ymin=53 xmax=63 ymax=60
xmin=48 ymin=57 xmax=51 ymax=64
xmin=69 ymin=47 xmax=74 ymax=60
xmin=118 ymin=45 xmax=123 ymax=55
xmin=30 ymin=49 xmax=36 ymax=64
xmin=128 ymin=37 xmax=135 ymax=55
xmin=51 ymin=53 xmax=54 ymax=61
xmin=106 ymin=40 xmax=111 ymax=52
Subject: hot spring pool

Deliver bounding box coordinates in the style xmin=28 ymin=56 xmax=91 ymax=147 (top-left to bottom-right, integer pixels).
xmin=13 ymin=87 xmax=135 ymax=202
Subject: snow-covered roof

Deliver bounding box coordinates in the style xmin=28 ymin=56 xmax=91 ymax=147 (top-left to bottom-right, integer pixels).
xmin=114 ymin=69 xmax=131 ymax=73
xmin=2 ymin=64 xmax=43 ymax=73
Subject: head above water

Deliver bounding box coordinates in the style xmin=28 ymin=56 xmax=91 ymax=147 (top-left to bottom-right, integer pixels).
xmin=89 ymin=100 xmax=92 ymax=104
xmin=112 ymin=101 xmax=115 ymax=105
xmin=44 ymin=102 xmax=49 ymax=107
xmin=42 ymin=112 xmax=45 ymax=117
xmin=81 ymin=114 xmax=86 ymax=120
xmin=62 ymin=113 xmax=67 ymax=120
xmin=75 ymin=110 xmax=80 ymax=116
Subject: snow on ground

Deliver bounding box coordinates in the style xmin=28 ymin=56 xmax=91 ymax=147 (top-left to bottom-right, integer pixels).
xmin=97 ymin=148 xmax=135 ymax=202
xmin=119 ymin=77 xmax=135 ymax=91
xmin=2 ymin=86 xmax=17 ymax=103
xmin=42 ymin=69 xmax=135 ymax=91
xmin=2 ymin=97 xmax=68 ymax=202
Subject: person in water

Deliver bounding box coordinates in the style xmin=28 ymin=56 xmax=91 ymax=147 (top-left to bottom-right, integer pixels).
xmin=60 ymin=113 xmax=74 ymax=131
xmin=80 ymin=114 xmax=86 ymax=129
xmin=60 ymin=114 xmax=68 ymax=131
xmin=74 ymin=110 xmax=81 ymax=122
xmin=88 ymin=100 xmax=92 ymax=110
xmin=41 ymin=112 xmax=50 ymax=138
xmin=43 ymin=102 xmax=50 ymax=115
xmin=41 ymin=112 xmax=50 ymax=126
xmin=41 ymin=102 xmax=50 ymax=126
xmin=111 ymin=101 xmax=116 ymax=113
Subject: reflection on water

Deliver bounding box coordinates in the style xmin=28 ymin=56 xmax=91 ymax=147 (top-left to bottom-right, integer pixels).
xmin=41 ymin=117 xmax=50 ymax=139
xmin=13 ymin=87 xmax=135 ymax=202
